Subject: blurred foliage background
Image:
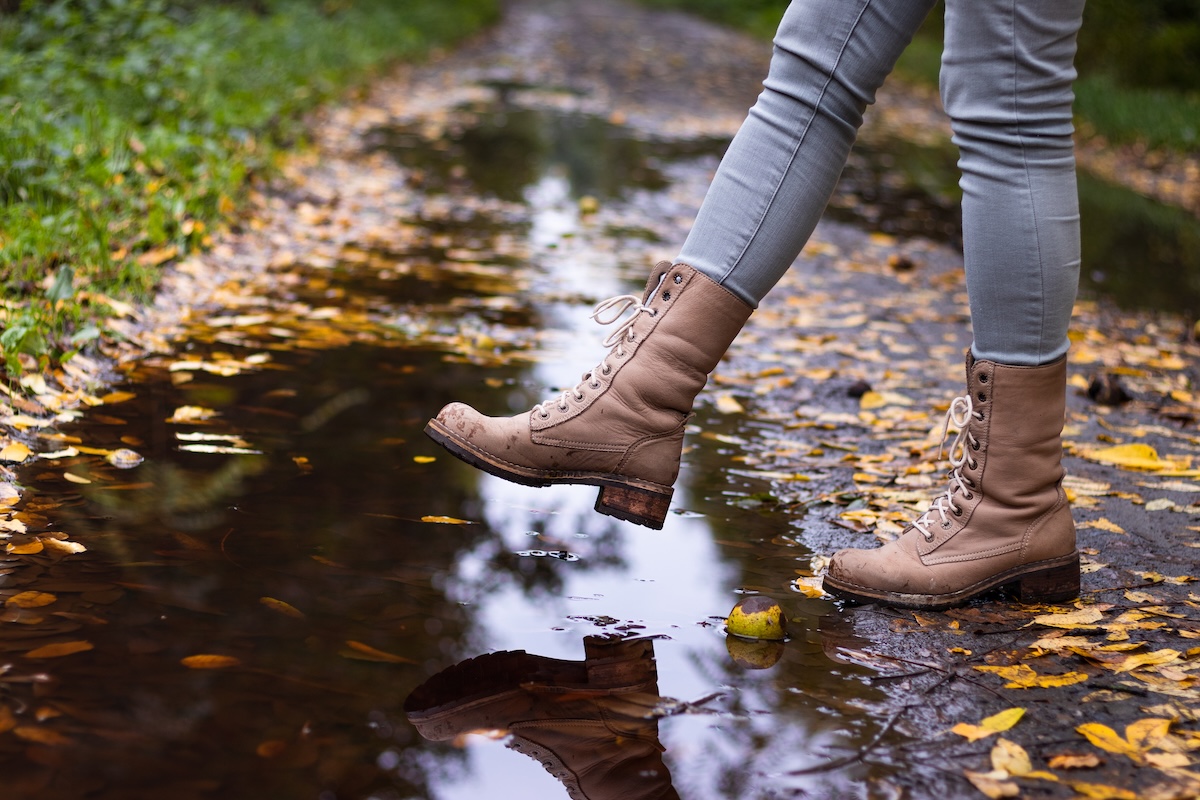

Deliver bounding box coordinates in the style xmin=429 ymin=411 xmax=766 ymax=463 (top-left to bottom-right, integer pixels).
xmin=0 ymin=0 xmax=497 ymax=374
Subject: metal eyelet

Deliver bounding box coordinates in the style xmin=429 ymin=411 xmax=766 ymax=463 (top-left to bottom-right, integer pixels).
xmin=601 ymin=364 xmax=612 ymax=375
xmin=977 ymin=392 xmax=987 ymax=403
xmin=972 ymin=440 xmax=980 ymax=450
xmin=589 ymin=380 xmax=601 ymax=389
xmin=978 ymin=373 xmax=988 ymax=383
xmin=953 ymin=506 xmax=963 ymax=517
xmin=923 ymin=532 xmax=934 ymax=542
xmin=968 ymin=459 xmax=978 ymax=470
xmin=673 ymin=274 xmax=683 ymax=284
xmin=941 ymin=520 xmax=952 ymax=529
xmin=573 ymin=391 xmax=584 ymax=401
xmin=662 ymin=291 xmax=671 ymax=302
xmin=539 ymin=411 xmax=549 ymax=419
xmin=558 ymin=402 xmax=568 ymax=412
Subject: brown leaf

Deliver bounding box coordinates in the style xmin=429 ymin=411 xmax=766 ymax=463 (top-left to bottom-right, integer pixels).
xmin=13 ymin=725 xmax=71 ymax=746
xmin=25 ymin=640 xmax=93 ymax=659
xmin=260 ymin=597 xmax=305 ymax=619
xmin=1048 ymin=753 xmax=1102 ymax=770
xmin=181 ymin=654 xmax=241 ymax=669
xmin=5 ymin=591 xmax=57 ymax=609
xmin=964 ymin=770 xmax=1019 ymax=798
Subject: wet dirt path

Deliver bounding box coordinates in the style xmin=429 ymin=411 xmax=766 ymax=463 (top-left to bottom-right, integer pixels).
xmin=1 ymin=1 xmax=1199 ymax=798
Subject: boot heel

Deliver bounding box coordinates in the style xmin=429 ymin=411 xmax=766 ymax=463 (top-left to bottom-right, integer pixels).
xmin=595 ymin=484 xmax=672 ymax=530
xmin=1016 ymin=555 xmax=1080 ymax=603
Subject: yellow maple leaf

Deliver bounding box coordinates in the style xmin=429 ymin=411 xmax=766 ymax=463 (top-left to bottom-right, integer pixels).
xmin=975 ymin=664 xmax=1089 ymax=689
xmin=951 ymin=708 xmax=1026 ymax=742
xmin=1033 ymin=607 xmax=1105 ymax=628
xmin=1082 ymin=443 xmax=1189 ymax=472
xmin=1113 ymin=649 xmax=1181 ymax=674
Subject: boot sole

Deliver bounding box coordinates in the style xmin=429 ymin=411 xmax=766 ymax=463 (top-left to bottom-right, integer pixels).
xmin=424 ymin=418 xmax=673 ymax=530
xmin=821 ymin=551 xmax=1080 ymax=611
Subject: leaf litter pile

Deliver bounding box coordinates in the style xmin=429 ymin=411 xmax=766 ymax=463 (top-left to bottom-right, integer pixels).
xmin=0 ymin=0 xmax=1199 ymax=797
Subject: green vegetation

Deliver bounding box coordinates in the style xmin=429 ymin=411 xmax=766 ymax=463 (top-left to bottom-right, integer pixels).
xmin=642 ymin=0 xmax=1200 ymax=152
xmin=0 ymin=0 xmax=497 ymax=376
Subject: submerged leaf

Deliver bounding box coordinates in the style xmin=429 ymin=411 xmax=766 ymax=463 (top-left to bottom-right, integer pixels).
xmin=342 ymin=641 xmax=416 ymax=664
xmin=260 ymin=597 xmax=305 ymax=619
xmin=6 ymin=591 xmax=57 ymax=608
xmin=181 ymin=654 xmax=241 ymax=669
xmin=26 ymin=640 xmax=93 ymax=659
xmin=420 ymin=515 xmax=473 ymax=525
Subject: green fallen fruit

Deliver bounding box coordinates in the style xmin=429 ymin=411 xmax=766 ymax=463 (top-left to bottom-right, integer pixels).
xmin=725 ymin=595 xmax=787 ymax=641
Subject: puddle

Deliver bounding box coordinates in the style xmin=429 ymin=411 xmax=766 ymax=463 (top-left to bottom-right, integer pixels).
xmin=5 ymin=81 xmax=1194 ymax=799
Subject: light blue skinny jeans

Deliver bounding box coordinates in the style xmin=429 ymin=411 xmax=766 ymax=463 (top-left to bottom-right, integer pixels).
xmin=677 ymin=0 xmax=1084 ymax=366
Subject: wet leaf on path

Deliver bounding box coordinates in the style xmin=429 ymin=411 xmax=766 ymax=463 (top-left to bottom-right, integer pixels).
xmin=25 ymin=640 xmax=93 ymax=659
xmin=951 ymin=707 xmax=1025 ymax=742
xmin=1081 ymin=443 xmax=1194 ymax=474
xmin=420 ymin=515 xmax=473 ymax=524
xmin=181 ymin=654 xmax=241 ymax=669
xmin=1076 ymin=718 xmax=1173 ymax=764
xmin=974 ymin=664 xmax=1089 ymax=689
xmin=167 ymin=406 xmax=219 ymax=424
xmin=1047 ymin=753 xmax=1102 ymax=770
xmin=1069 ymin=782 xmax=1139 ymax=800
xmin=963 ymin=770 xmax=1019 ymax=799
xmin=1033 ymin=607 xmax=1106 ymax=629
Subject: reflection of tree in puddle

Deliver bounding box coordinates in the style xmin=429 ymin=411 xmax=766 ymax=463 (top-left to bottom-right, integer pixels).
xmin=84 ymin=456 xmax=267 ymax=533
xmin=406 ymin=635 xmax=682 ymax=800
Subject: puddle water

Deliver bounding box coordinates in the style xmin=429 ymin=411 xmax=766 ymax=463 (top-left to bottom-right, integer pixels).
xmin=7 ymin=85 xmax=1195 ymax=799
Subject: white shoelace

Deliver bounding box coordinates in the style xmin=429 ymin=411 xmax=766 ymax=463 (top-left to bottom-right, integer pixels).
xmin=533 ymin=276 xmax=665 ymax=419
xmin=912 ymin=394 xmax=983 ymax=541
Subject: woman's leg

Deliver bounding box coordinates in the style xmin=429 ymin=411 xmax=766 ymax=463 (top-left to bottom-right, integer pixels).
xmin=943 ymin=0 xmax=1084 ymax=366
xmin=678 ymin=0 xmax=938 ymax=306
xmin=824 ymin=0 xmax=1086 ymax=609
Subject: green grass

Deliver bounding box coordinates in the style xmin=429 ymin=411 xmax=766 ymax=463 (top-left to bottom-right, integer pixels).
xmin=0 ymin=0 xmax=498 ymax=377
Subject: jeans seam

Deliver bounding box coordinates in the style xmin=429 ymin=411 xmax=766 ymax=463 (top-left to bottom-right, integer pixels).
xmin=720 ymin=0 xmax=875 ymax=285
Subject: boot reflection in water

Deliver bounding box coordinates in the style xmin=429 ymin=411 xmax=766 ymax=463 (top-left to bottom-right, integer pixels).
xmin=426 ymin=0 xmax=1084 ymax=608
xmin=404 ymin=636 xmax=680 ymax=800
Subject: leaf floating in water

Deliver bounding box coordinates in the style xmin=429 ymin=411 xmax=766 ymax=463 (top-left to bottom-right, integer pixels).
xmin=178 ymin=444 xmax=263 ymax=455
xmin=40 ymin=447 xmax=80 ymax=460
xmin=420 ymin=515 xmax=473 ymax=524
xmin=181 ymin=654 xmax=241 ymax=669
xmin=0 ymin=442 xmax=33 ymax=463
xmin=167 ymin=406 xmax=219 ymax=424
xmin=42 ymin=538 xmax=86 ymax=555
xmin=8 ymin=541 xmax=44 ymax=555
xmin=100 ymin=391 xmax=137 ymax=404
xmin=413 ymin=456 xmax=437 ymax=464
xmin=260 ymin=597 xmax=306 ymax=619
xmin=342 ymin=640 xmax=416 ymax=664
xmin=106 ymin=448 xmax=144 ymax=469
xmin=6 ymin=591 xmax=57 ymax=608
xmin=26 ymin=640 xmax=93 ymax=659
xmin=63 ymin=472 xmax=91 ymax=484
xmin=713 ymin=394 xmax=745 ymax=415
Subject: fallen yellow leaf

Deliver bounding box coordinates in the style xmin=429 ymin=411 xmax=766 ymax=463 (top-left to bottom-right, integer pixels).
xmin=990 ymin=738 xmax=1033 ymax=777
xmin=1082 ymin=443 xmax=1189 ymax=472
xmin=63 ymin=472 xmax=91 ymax=484
xmin=1070 ymin=783 xmax=1138 ymax=800
xmin=8 ymin=540 xmax=44 ymax=555
xmin=1047 ymin=753 xmax=1101 ymax=770
xmin=1033 ymin=607 xmax=1105 ymax=628
xmin=714 ymin=394 xmax=746 ymax=414
xmin=975 ymin=664 xmax=1089 ymax=689
xmin=952 ymin=707 xmax=1026 ymax=742
xmin=181 ymin=654 xmax=241 ymax=669
xmin=0 ymin=442 xmax=33 ymax=463
xmin=1113 ymin=649 xmax=1181 ymax=673
xmin=5 ymin=591 xmax=57 ymax=609
xmin=413 ymin=456 xmax=437 ymax=464
xmin=25 ymin=640 xmax=93 ymax=659
xmin=420 ymin=515 xmax=472 ymax=524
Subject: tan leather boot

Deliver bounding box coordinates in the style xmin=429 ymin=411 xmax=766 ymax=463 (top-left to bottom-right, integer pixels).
xmin=404 ymin=636 xmax=679 ymax=800
xmin=425 ymin=262 xmax=753 ymax=529
xmin=822 ymin=353 xmax=1079 ymax=610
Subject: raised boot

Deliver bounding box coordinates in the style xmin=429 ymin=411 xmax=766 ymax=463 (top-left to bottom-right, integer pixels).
xmin=425 ymin=262 xmax=753 ymax=529
xmin=822 ymin=352 xmax=1079 ymax=610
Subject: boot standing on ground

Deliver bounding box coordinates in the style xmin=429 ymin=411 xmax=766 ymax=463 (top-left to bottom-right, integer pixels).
xmin=427 ymin=0 xmax=1084 ymax=610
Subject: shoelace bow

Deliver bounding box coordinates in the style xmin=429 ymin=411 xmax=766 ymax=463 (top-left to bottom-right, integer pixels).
xmin=533 ymin=277 xmax=664 ymax=419
xmin=912 ymin=394 xmax=983 ymax=541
